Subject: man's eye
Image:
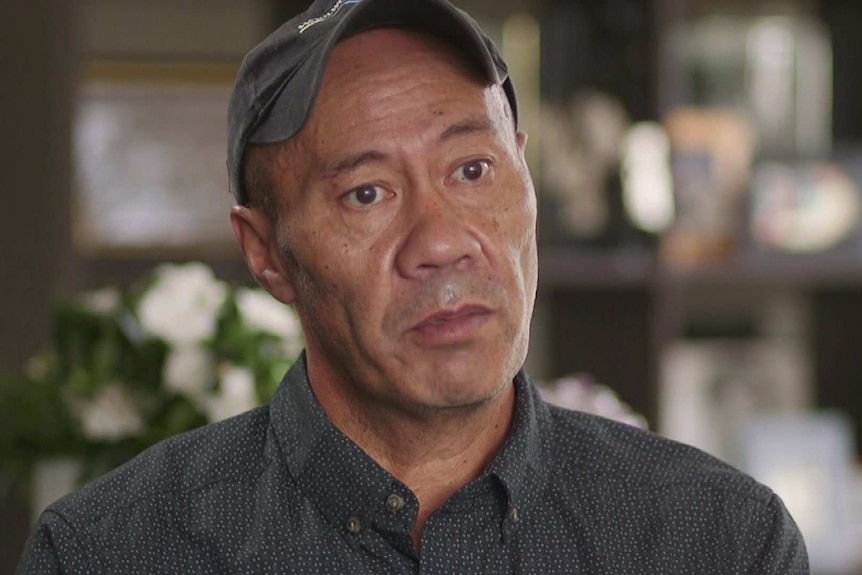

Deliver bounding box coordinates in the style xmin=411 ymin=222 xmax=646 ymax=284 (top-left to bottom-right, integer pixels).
xmin=345 ymin=185 xmax=386 ymax=207
xmin=453 ymin=160 xmax=491 ymax=183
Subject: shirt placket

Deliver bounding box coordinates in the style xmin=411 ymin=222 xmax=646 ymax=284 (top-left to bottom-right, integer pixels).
xmin=337 ymin=482 xmax=419 ymax=574
xmin=418 ymin=511 xmax=465 ymax=575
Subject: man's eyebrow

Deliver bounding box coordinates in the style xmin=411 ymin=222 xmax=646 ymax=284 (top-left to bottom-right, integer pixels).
xmin=319 ymin=118 xmax=494 ymax=180
xmin=439 ymin=117 xmax=494 ymax=142
xmin=320 ymin=150 xmax=389 ymax=180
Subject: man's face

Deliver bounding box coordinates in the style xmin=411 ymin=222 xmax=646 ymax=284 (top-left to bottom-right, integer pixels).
xmin=262 ymin=28 xmax=537 ymax=417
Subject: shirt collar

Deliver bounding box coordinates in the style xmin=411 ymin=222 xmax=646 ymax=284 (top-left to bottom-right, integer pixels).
xmin=269 ymin=354 xmax=552 ymax=541
xmin=486 ymin=369 xmax=553 ymax=523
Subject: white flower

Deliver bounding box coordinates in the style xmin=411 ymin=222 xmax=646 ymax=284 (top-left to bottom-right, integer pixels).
xmin=163 ymin=345 xmax=213 ymax=396
xmin=79 ymin=287 xmax=121 ymax=315
xmin=202 ymin=364 xmax=259 ymax=422
xmin=73 ymin=383 xmax=146 ymax=441
xmin=236 ymin=288 xmax=301 ymax=339
xmin=137 ymin=263 xmax=228 ymax=345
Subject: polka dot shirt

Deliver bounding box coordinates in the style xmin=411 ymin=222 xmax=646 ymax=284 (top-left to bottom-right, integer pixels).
xmin=17 ymin=355 xmax=809 ymax=574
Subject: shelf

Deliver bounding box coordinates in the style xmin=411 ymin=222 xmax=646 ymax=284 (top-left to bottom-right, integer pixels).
xmin=539 ymin=247 xmax=657 ymax=289
xmin=539 ymin=246 xmax=862 ymax=291
xmin=663 ymin=252 xmax=862 ymax=289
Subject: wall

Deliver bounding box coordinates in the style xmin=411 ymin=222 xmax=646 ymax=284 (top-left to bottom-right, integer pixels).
xmin=0 ymin=0 xmax=74 ymax=566
xmin=80 ymin=0 xmax=270 ymax=58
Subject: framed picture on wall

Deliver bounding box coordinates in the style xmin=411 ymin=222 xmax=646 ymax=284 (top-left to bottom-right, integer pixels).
xmin=73 ymin=61 xmax=240 ymax=256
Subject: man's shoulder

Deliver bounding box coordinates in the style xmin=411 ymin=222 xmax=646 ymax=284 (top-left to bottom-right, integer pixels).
xmin=49 ymin=405 xmax=274 ymax=531
xmin=545 ymin=404 xmax=771 ymax=502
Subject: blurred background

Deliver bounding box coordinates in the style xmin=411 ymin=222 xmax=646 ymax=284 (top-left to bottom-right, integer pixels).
xmin=2 ymin=0 xmax=862 ymax=572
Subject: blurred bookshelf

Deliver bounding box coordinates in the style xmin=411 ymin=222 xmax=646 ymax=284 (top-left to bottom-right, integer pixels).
xmin=532 ymin=2 xmax=862 ymax=566
xmin=532 ymin=0 xmax=862 ymax=450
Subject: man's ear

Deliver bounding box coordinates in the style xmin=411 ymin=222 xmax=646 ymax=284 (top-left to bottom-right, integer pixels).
xmin=230 ymin=205 xmax=296 ymax=305
xmin=516 ymin=131 xmax=528 ymax=155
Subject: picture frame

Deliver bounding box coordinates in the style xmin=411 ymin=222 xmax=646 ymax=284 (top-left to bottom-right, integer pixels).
xmin=747 ymin=151 xmax=862 ymax=254
xmin=73 ymin=61 xmax=240 ymax=256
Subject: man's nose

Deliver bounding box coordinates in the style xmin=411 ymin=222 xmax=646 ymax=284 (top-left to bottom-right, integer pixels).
xmin=395 ymin=191 xmax=482 ymax=280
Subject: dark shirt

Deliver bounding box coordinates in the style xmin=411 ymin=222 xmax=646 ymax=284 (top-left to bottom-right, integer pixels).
xmin=18 ymin=356 xmax=809 ymax=574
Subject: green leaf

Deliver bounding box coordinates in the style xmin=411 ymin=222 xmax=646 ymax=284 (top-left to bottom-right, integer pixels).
xmin=3 ymin=263 xmax=304 ymax=478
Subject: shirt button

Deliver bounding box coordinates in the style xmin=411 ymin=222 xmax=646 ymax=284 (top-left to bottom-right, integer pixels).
xmin=508 ymin=506 xmax=520 ymax=523
xmin=385 ymin=493 xmax=405 ymax=513
xmin=346 ymin=516 xmax=362 ymax=534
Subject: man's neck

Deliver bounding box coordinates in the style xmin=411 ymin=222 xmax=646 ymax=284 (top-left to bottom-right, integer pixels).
xmin=358 ymin=385 xmax=515 ymax=528
xmin=307 ymin=364 xmax=516 ymax=545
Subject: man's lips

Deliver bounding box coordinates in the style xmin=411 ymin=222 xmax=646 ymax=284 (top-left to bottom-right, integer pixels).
xmin=409 ymin=305 xmax=493 ymax=344
xmin=413 ymin=305 xmax=492 ymax=329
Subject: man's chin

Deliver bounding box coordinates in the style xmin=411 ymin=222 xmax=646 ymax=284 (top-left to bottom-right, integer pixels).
xmin=388 ymin=374 xmax=513 ymax=420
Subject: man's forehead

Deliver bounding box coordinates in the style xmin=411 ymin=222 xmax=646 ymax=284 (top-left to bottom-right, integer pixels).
xmin=323 ymin=27 xmax=489 ymax=89
xmin=313 ymin=116 xmax=496 ymax=181
xmin=268 ymin=44 xmax=512 ymax=181
xmin=305 ymin=30 xmax=491 ymax=122
xmin=287 ymin=40 xmax=516 ymax=177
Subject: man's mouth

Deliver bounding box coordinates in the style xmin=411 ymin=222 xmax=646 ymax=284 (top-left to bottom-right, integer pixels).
xmin=409 ymin=305 xmax=493 ymax=345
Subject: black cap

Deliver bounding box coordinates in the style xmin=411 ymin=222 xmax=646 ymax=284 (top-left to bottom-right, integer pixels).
xmin=226 ymin=0 xmax=518 ymax=204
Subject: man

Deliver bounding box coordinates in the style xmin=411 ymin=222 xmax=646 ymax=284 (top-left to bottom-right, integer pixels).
xmin=18 ymin=0 xmax=809 ymax=573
